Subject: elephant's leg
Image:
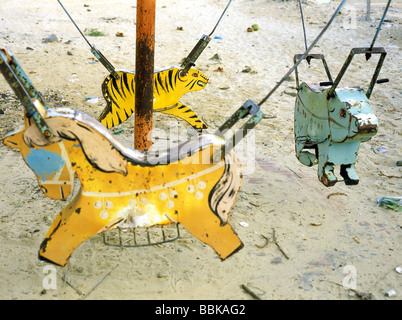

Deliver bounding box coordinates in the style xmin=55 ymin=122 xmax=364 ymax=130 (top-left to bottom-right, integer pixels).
xmin=317 ymin=143 xmax=337 ymax=187
xmin=340 ymin=164 xmax=359 ymax=185
xmin=295 ymin=142 xmax=317 ymax=167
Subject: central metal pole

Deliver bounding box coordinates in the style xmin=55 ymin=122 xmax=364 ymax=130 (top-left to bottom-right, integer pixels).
xmin=135 ymin=0 xmax=155 ymax=151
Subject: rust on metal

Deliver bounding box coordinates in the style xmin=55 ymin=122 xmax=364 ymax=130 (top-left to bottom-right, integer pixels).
xmin=134 ymin=0 xmax=156 ymax=151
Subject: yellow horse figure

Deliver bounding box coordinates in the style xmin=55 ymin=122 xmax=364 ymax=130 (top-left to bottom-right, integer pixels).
xmin=4 ymin=105 xmax=243 ymax=267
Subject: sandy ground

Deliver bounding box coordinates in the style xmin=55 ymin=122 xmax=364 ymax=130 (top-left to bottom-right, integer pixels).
xmin=0 ymin=0 xmax=400 ymax=300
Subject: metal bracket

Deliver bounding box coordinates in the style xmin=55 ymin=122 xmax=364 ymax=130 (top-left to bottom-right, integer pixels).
xmin=293 ymin=53 xmax=333 ymax=89
xmin=213 ymin=99 xmax=264 ymax=162
xmin=91 ymin=46 xmax=120 ymax=80
xmin=327 ymin=47 xmax=387 ymax=99
xmin=0 ymin=48 xmax=53 ymax=139
xmin=180 ymin=34 xmax=211 ymax=76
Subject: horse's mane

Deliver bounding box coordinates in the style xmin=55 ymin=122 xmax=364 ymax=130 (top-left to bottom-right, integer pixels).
xmin=23 ymin=108 xmax=225 ymax=175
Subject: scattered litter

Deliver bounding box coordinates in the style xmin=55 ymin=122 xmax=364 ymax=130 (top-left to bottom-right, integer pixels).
xmin=310 ymin=222 xmax=322 ymax=226
xmin=395 ymin=266 xmax=402 ymax=274
xmin=214 ymin=36 xmax=223 ymax=40
xmin=239 ymin=221 xmax=249 ymax=227
xmin=85 ymin=97 xmax=100 ymax=104
xmin=215 ymin=67 xmax=224 ymax=72
xmin=377 ymin=146 xmax=389 ymax=153
xmin=113 ymin=129 xmax=124 ymax=135
xmin=348 ymin=289 xmax=373 ymax=300
xmin=42 ymin=34 xmax=58 ymax=43
xmin=62 ymin=271 xmax=83 ymax=296
xmin=255 ymin=234 xmax=269 ymax=249
xmin=241 ymin=66 xmax=257 ymax=74
xmin=377 ymin=197 xmax=402 ymax=212
xmin=116 ymin=32 xmax=124 ymax=37
xmin=81 ymin=265 xmax=118 ymax=300
xmin=84 ymin=28 xmax=106 ymax=37
xmin=177 ymin=26 xmax=184 ymax=31
xmin=272 ymin=228 xmax=289 ymax=259
xmin=157 ymin=271 xmax=169 ymax=279
xmin=385 ymin=289 xmax=397 ymax=297
xmin=209 ymin=53 xmax=222 ymax=62
xmin=270 ymin=257 xmax=282 ymax=264
xmin=247 ymin=27 xmax=254 ymax=32
xmin=286 ymin=166 xmax=302 ymax=178
xmin=352 ymin=236 xmax=360 ymax=244
xmin=379 ymin=171 xmax=402 ymax=179
xmin=251 ymin=24 xmax=259 ymax=31
xmin=241 ymin=284 xmax=262 ymax=300
xmin=327 ymin=192 xmax=347 ymax=199
xmin=396 ymin=160 xmax=402 ymax=166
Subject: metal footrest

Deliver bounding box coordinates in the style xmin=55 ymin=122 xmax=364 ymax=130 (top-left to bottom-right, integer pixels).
xmin=102 ymin=224 xmax=181 ymax=248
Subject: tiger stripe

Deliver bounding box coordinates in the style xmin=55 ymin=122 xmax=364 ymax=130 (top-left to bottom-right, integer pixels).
xmin=158 ymin=103 xmax=207 ymax=129
xmin=99 ymin=67 xmax=209 ymax=130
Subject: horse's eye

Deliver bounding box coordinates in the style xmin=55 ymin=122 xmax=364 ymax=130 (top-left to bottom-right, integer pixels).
xmin=340 ymin=109 xmax=347 ymax=118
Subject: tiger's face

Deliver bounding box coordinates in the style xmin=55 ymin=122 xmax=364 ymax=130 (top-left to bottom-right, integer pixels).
xmin=178 ymin=67 xmax=209 ymax=92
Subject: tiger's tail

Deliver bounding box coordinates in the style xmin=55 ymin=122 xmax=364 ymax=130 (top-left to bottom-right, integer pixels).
xmin=157 ymin=103 xmax=207 ymax=130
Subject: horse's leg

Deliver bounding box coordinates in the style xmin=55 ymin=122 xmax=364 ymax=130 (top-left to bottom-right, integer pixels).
xmin=177 ymin=208 xmax=243 ymax=260
xmin=38 ymin=188 xmax=112 ymax=266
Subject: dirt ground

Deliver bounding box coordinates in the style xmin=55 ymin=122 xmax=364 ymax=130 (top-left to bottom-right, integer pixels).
xmin=0 ymin=0 xmax=400 ymax=300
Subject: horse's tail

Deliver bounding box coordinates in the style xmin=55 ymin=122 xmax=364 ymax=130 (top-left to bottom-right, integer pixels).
xmin=208 ymin=150 xmax=242 ymax=226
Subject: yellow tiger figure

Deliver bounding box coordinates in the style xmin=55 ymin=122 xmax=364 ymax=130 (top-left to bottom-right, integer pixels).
xmin=99 ymin=67 xmax=209 ymax=130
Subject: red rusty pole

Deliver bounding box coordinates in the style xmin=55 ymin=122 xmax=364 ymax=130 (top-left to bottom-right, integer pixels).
xmin=134 ymin=0 xmax=155 ymax=151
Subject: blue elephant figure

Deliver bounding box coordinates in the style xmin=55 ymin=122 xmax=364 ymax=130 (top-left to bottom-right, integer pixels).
xmin=293 ymin=47 xmax=386 ymax=186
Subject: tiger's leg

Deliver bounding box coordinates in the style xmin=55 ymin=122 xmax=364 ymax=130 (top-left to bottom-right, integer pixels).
xmin=158 ymin=103 xmax=207 ymax=130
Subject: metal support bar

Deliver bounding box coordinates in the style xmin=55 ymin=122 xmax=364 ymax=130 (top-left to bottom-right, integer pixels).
xmin=368 ymin=0 xmax=392 ymax=54
xmin=0 ymin=48 xmax=53 ymax=139
xmin=213 ymin=99 xmax=264 ymax=162
xmin=57 ymin=0 xmax=120 ymax=80
xmin=327 ymin=47 xmax=387 ymax=99
xmin=134 ymin=0 xmax=156 ymax=151
xmin=293 ymin=54 xmax=333 ymax=88
xmin=180 ymin=34 xmax=211 ymax=76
